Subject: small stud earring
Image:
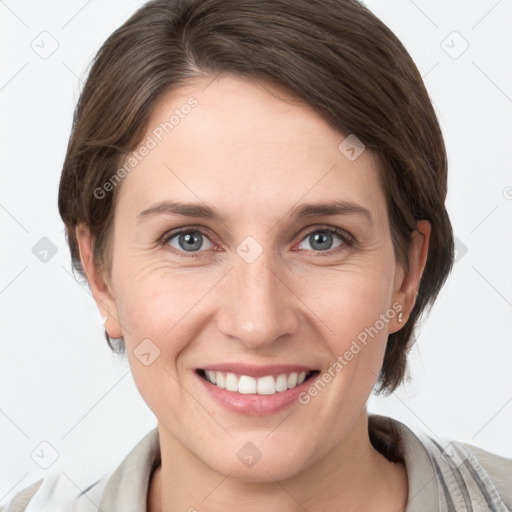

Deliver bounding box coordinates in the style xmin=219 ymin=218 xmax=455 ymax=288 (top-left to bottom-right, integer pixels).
xmin=102 ymin=315 xmax=108 ymax=325
xmin=397 ymin=312 xmax=404 ymax=323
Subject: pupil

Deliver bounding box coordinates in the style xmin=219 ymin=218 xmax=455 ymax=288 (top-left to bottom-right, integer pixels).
xmin=311 ymin=231 xmax=332 ymax=251
xmin=180 ymin=232 xmax=202 ymax=251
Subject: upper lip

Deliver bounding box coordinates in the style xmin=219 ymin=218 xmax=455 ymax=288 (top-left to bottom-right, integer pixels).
xmin=198 ymin=363 xmax=318 ymax=378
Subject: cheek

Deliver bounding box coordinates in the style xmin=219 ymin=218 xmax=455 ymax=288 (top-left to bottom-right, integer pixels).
xmin=293 ymin=260 xmax=396 ymax=386
xmin=114 ymin=266 xmax=226 ymax=368
xmin=298 ymin=260 xmax=395 ymax=335
xmin=114 ymin=271 xmax=203 ymax=415
xmin=117 ymin=272 xmax=198 ymax=343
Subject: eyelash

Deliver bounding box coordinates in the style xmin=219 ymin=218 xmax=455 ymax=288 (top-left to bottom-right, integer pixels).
xmin=159 ymin=225 xmax=354 ymax=259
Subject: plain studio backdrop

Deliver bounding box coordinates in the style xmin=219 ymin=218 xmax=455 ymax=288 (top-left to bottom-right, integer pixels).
xmin=1 ymin=0 xmax=511 ymax=503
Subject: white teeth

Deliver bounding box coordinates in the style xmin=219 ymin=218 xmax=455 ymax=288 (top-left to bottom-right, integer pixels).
xmin=238 ymin=375 xmax=257 ymax=394
xmin=216 ymin=372 xmax=225 ymax=389
xmin=287 ymin=372 xmax=298 ymax=388
xmin=275 ymin=373 xmax=288 ymax=392
xmin=225 ymin=373 xmax=238 ymax=392
xmin=203 ymin=370 xmax=313 ymax=395
xmin=257 ymin=375 xmax=276 ymax=395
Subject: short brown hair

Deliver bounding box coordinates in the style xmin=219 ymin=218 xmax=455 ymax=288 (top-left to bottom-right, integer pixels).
xmin=58 ymin=0 xmax=454 ymax=394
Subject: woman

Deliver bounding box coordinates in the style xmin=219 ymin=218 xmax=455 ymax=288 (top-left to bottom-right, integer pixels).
xmin=2 ymin=0 xmax=510 ymax=510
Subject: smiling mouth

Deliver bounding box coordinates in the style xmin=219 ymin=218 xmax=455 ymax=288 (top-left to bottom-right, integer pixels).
xmin=196 ymin=369 xmax=320 ymax=395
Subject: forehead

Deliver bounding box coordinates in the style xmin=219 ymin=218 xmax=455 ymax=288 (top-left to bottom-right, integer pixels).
xmin=115 ymin=74 xmax=386 ymax=222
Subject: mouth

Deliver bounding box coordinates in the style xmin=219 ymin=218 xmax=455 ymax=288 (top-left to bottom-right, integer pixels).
xmin=196 ymin=368 xmax=320 ymax=395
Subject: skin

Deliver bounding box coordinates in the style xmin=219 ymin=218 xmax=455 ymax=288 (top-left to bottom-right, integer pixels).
xmin=76 ymin=73 xmax=430 ymax=511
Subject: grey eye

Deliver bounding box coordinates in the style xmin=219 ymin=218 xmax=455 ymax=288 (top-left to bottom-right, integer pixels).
xmin=299 ymin=230 xmax=344 ymax=251
xmin=168 ymin=231 xmax=213 ymax=252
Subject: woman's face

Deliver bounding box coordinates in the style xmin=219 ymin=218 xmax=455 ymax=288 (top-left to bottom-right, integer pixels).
xmin=80 ymin=74 xmax=427 ymax=481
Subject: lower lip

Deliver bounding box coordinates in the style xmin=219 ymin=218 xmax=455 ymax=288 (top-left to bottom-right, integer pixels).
xmin=195 ymin=371 xmax=319 ymax=416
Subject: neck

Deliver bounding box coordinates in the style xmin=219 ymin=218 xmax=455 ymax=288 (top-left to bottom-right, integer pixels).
xmin=148 ymin=410 xmax=408 ymax=512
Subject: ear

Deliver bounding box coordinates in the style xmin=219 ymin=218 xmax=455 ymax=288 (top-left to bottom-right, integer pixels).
xmin=75 ymin=223 xmax=123 ymax=339
xmin=390 ymin=220 xmax=431 ymax=332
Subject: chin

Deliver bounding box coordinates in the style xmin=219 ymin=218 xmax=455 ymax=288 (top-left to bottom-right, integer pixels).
xmin=200 ymin=440 xmax=315 ymax=483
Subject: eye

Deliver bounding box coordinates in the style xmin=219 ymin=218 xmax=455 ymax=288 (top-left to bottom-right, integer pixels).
xmin=163 ymin=229 xmax=214 ymax=255
xmin=160 ymin=225 xmax=353 ymax=259
xmin=296 ymin=227 xmax=351 ymax=254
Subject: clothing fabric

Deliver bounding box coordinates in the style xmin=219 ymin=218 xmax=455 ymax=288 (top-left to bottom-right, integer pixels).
xmin=1 ymin=415 xmax=510 ymax=511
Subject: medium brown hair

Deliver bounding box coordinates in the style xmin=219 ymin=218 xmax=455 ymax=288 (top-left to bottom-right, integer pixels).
xmin=58 ymin=0 xmax=454 ymax=394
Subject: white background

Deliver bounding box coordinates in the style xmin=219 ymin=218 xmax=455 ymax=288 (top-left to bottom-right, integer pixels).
xmin=1 ymin=0 xmax=511 ymax=504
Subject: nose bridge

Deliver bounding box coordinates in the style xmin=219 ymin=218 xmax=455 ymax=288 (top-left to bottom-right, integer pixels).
xmin=218 ymin=246 xmax=298 ymax=348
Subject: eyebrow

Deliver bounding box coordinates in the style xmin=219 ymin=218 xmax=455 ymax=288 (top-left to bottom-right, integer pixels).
xmin=137 ymin=199 xmax=372 ymax=224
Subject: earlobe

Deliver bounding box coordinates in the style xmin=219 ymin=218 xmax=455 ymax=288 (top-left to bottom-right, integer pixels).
xmin=75 ymin=224 xmax=123 ymax=338
xmin=391 ymin=220 xmax=431 ymax=330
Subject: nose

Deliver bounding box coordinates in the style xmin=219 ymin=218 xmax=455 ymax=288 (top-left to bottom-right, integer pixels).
xmin=216 ymin=249 xmax=300 ymax=350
